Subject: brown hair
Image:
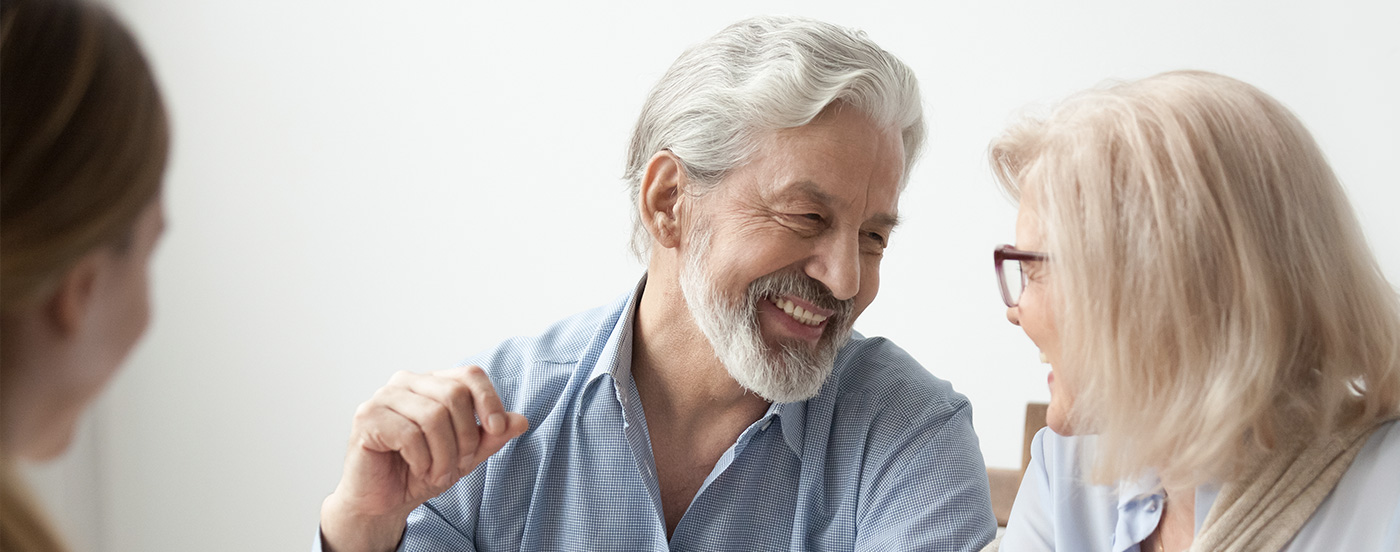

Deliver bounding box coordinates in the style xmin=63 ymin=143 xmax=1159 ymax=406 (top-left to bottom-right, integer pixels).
xmin=1 ymin=0 xmax=169 ymax=311
xmin=1 ymin=0 xmax=169 ymax=549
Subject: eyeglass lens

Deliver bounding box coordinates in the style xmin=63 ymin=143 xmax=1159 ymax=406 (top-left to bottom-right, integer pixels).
xmin=1003 ymin=259 xmax=1025 ymax=306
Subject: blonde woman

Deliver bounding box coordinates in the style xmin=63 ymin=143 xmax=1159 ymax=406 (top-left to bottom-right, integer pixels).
xmin=1 ymin=0 xmax=169 ymax=549
xmin=990 ymin=71 xmax=1400 ymax=551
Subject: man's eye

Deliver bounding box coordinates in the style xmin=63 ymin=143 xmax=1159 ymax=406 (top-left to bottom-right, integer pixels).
xmin=787 ymin=213 xmax=824 ymax=227
xmin=866 ymin=232 xmax=887 ymax=246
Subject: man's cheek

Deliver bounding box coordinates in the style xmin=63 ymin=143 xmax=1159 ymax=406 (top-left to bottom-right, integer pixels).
xmin=850 ymin=297 xmax=872 ymax=321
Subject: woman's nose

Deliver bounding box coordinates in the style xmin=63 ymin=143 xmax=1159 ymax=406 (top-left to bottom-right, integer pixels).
xmin=1006 ymin=306 xmax=1021 ymax=326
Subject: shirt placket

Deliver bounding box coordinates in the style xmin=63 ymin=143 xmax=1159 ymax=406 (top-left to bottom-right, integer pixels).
xmin=614 ymin=372 xmax=669 ymax=537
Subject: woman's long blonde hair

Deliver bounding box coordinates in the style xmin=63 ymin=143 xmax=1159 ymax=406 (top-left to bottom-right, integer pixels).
xmin=1 ymin=0 xmax=169 ymax=549
xmin=990 ymin=70 xmax=1400 ymax=487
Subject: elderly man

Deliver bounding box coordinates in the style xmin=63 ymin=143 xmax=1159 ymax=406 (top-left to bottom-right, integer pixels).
xmin=319 ymin=15 xmax=995 ymax=552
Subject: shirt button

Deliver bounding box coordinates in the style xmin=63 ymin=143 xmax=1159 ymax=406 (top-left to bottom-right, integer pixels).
xmin=761 ymin=420 xmax=773 ymax=431
xmin=1146 ymin=499 xmax=1160 ymax=513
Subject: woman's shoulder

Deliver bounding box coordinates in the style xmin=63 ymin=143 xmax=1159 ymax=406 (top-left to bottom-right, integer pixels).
xmin=1334 ymin=419 xmax=1400 ymax=493
xmin=1284 ymin=419 xmax=1400 ymax=551
xmin=999 ymin=428 xmax=1124 ymax=551
xmin=1338 ymin=418 xmax=1400 ymax=488
xmin=1029 ymin=427 xmax=1096 ymax=475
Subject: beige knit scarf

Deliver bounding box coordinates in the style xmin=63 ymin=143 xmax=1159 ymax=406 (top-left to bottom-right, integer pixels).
xmin=1187 ymin=417 xmax=1396 ymax=552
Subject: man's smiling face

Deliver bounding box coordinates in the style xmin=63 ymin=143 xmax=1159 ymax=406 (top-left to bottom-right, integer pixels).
xmin=678 ymin=103 xmax=904 ymax=402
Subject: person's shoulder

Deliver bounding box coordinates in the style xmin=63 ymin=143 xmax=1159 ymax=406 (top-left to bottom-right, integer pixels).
xmin=1028 ymin=426 xmax=1096 ymax=481
xmin=1285 ymin=419 xmax=1400 ymax=550
xmin=464 ymin=292 xmax=631 ymax=403
xmin=1003 ymin=427 xmax=1117 ymax=552
xmin=467 ymin=288 xmax=631 ymax=367
xmin=1333 ymin=418 xmax=1400 ymax=493
xmin=476 ymin=299 xmax=623 ymax=366
xmin=1363 ymin=417 xmax=1400 ymax=453
xmin=828 ymin=332 xmax=964 ymax=412
xmin=818 ymin=333 xmax=972 ymax=440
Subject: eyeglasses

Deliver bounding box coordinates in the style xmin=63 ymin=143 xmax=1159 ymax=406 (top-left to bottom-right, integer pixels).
xmin=994 ymin=244 xmax=1048 ymax=308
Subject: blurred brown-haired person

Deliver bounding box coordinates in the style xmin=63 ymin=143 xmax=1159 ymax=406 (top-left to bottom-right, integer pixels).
xmin=1 ymin=0 xmax=170 ymax=549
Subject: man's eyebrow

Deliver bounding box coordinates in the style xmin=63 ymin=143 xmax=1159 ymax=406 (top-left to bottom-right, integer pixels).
xmin=778 ymin=180 xmax=836 ymax=205
xmin=779 ymin=180 xmax=901 ymax=229
xmin=868 ymin=212 xmax=901 ymax=230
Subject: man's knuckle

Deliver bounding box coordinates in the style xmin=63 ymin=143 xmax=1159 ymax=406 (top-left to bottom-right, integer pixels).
xmin=424 ymin=405 xmax=451 ymax=426
xmin=352 ymin=401 xmax=376 ymax=422
xmin=444 ymin=380 xmax=472 ymax=402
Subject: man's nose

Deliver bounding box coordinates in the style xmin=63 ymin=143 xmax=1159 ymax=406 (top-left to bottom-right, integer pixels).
xmin=1006 ymin=306 xmax=1021 ymax=326
xmin=808 ymin=235 xmax=861 ymax=301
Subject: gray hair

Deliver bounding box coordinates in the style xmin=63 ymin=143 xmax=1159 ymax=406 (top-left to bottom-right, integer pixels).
xmin=624 ymin=15 xmax=925 ymax=259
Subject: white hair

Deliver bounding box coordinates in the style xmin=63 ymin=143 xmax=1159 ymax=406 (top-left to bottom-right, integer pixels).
xmin=624 ymin=15 xmax=924 ymax=259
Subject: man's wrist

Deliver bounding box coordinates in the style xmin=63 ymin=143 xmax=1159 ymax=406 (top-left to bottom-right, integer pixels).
xmin=319 ymin=494 xmax=409 ymax=552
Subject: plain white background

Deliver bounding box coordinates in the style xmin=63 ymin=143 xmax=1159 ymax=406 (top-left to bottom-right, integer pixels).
xmin=22 ymin=1 xmax=1399 ymax=550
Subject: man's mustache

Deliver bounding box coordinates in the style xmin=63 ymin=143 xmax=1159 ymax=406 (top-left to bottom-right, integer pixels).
xmin=747 ymin=270 xmax=853 ymax=320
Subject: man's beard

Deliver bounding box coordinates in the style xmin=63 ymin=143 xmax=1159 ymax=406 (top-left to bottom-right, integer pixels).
xmin=678 ymin=224 xmax=855 ymax=403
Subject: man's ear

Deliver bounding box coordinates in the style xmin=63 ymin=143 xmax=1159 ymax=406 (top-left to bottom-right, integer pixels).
xmin=47 ymin=253 xmax=102 ymax=338
xmin=639 ymin=150 xmax=687 ymax=250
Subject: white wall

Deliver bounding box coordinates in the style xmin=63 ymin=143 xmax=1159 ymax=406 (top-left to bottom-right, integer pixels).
xmin=24 ymin=1 xmax=1399 ymax=549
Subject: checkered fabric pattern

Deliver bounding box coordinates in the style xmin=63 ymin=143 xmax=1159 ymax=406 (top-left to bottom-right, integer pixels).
xmin=317 ymin=278 xmax=996 ymax=551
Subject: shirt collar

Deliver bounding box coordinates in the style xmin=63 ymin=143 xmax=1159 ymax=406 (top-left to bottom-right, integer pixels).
xmin=1112 ymin=472 xmax=1165 ymax=552
xmin=587 ymin=275 xmax=647 ymax=386
xmin=776 ymin=399 xmax=806 ymax=455
xmin=1110 ymin=473 xmax=1221 ymax=550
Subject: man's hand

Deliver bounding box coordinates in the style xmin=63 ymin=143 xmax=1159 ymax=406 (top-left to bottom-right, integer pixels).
xmin=319 ymin=365 xmax=529 ymax=552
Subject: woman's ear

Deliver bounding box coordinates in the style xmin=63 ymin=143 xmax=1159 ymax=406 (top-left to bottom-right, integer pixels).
xmin=47 ymin=253 xmax=102 ymax=338
xmin=639 ymin=150 xmax=687 ymax=250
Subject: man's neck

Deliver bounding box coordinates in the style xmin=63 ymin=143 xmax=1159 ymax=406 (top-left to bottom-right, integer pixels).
xmin=630 ymin=271 xmax=769 ymax=431
xmin=628 ymin=263 xmax=776 ymax=538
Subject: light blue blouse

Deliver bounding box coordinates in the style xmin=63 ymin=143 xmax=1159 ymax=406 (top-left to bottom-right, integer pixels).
xmin=1000 ymin=420 xmax=1400 ymax=551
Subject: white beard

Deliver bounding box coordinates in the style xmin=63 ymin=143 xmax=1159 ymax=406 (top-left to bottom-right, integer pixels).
xmin=677 ymin=225 xmax=854 ymax=403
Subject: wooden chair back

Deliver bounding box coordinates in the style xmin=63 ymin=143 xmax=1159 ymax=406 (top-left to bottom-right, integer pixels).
xmin=986 ymin=402 xmax=1048 ymax=526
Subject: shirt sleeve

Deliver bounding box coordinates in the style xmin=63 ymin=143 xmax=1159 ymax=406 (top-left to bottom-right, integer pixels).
xmin=311 ymin=525 xmax=413 ymax=552
xmin=395 ymin=502 xmax=479 ymax=552
xmin=311 ymin=458 xmax=490 ymax=551
xmin=854 ymin=399 xmax=998 ymax=552
xmin=305 ymin=501 xmax=498 ymax=552
xmin=998 ymin=427 xmax=1055 ymax=551
xmin=390 ymin=453 xmax=499 ymax=551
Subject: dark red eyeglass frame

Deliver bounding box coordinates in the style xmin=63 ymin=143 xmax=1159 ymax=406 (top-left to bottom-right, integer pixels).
xmin=994 ymin=244 xmax=1049 ymax=308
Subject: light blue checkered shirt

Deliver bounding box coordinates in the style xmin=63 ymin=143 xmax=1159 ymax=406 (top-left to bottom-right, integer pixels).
xmin=319 ymin=278 xmax=995 ymax=551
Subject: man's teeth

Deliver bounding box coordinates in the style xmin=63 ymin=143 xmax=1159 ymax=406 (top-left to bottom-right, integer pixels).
xmin=774 ymin=297 xmax=828 ymax=326
xmin=1040 ymin=352 xmax=1050 ymax=364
